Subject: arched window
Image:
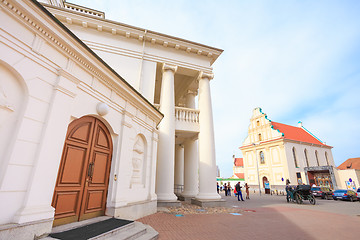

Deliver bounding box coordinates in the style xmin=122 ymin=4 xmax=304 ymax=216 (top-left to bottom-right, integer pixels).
xmin=257 ymin=120 xmax=260 ymax=126
xmin=325 ymin=152 xmax=329 ymax=165
xmin=315 ymin=150 xmax=320 ymax=166
xmin=260 ymin=151 xmax=265 ymax=164
xmin=292 ymin=147 xmax=298 ymax=168
xmin=304 ymin=149 xmax=309 ymax=167
xmin=258 ymin=133 xmax=262 ymax=141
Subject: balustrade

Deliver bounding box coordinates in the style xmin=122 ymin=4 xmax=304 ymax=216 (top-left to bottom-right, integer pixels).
xmin=175 ymin=107 xmax=199 ymax=124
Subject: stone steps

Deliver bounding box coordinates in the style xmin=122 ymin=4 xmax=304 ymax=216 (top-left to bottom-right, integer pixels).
xmin=42 ymin=217 xmax=158 ymax=240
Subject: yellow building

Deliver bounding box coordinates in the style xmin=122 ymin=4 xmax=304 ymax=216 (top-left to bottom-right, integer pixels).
xmin=240 ymin=108 xmax=336 ymax=194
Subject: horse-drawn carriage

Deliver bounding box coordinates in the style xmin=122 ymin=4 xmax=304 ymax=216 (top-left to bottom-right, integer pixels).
xmin=286 ymin=184 xmax=316 ymax=205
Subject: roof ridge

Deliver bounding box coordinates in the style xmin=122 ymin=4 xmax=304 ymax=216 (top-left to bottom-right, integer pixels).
xmin=299 ymin=125 xmax=324 ymax=144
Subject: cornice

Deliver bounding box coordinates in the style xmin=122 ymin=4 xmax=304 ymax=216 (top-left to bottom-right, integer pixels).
xmin=1 ymin=0 xmax=163 ymax=125
xmin=82 ymin=40 xmax=214 ymax=73
xmin=43 ymin=4 xmax=223 ymax=65
xmin=283 ymin=139 xmax=333 ymax=149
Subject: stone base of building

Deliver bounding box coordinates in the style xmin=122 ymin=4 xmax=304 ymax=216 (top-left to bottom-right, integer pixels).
xmin=107 ymin=200 xmax=157 ymax=220
xmin=157 ymin=200 xmax=181 ymax=207
xmin=191 ymin=199 xmax=226 ymax=207
xmin=0 ymin=218 xmax=53 ymax=240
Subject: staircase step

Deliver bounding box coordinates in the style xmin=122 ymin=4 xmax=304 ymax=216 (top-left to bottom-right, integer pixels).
xmin=43 ymin=218 xmax=158 ymax=240
xmin=134 ymin=224 xmax=159 ymax=240
xmin=105 ymin=222 xmax=149 ymax=240
xmin=47 ymin=217 xmax=134 ymax=240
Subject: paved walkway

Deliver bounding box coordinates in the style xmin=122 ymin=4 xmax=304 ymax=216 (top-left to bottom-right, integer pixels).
xmin=138 ymin=192 xmax=360 ymax=240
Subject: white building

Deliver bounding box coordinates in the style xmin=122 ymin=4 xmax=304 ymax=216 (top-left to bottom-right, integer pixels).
xmin=0 ymin=0 xmax=222 ymax=238
xmin=240 ymin=108 xmax=337 ymax=194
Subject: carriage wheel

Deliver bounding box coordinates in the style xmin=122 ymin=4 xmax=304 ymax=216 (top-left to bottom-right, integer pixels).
xmin=295 ymin=194 xmax=303 ymax=204
xmin=309 ymin=195 xmax=316 ymax=205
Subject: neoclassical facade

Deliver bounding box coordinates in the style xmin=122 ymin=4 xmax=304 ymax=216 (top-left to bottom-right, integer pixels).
xmin=0 ymin=0 xmax=222 ymax=238
xmin=240 ymin=108 xmax=337 ymax=193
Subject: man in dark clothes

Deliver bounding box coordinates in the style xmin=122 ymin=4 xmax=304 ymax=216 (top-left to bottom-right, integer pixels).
xmin=235 ymin=182 xmax=244 ymax=201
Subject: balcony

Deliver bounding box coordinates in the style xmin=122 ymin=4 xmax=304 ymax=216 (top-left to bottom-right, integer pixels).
xmin=175 ymin=107 xmax=200 ymax=132
xmin=154 ymin=105 xmax=200 ymax=133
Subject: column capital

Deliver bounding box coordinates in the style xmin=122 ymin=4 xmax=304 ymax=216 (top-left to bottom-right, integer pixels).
xmin=198 ymin=71 xmax=214 ymax=81
xmin=162 ymin=63 xmax=178 ymax=73
xmin=186 ymin=89 xmax=198 ymax=96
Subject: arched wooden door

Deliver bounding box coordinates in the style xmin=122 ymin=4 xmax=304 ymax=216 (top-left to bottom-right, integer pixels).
xmin=52 ymin=116 xmax=113 ymax=226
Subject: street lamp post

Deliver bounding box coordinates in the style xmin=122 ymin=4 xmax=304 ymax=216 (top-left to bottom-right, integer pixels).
xmin=252 ymin=143 xmax=261 ymax=196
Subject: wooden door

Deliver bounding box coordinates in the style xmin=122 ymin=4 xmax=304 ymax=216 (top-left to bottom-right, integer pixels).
xmin=52 ymin=116 xmax=113 ymax=226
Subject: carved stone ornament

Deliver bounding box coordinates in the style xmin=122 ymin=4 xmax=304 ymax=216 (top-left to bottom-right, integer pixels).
xmin=0 ymin=85 xmax=14 ymax=112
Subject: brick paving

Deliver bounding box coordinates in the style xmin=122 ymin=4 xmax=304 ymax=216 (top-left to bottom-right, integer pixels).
xmin=138 ymin=193 xmax=360 ymax=240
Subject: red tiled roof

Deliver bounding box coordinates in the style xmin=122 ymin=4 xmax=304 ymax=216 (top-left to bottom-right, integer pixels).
xmin=234 ymin=158 xmax=243 ymax=167
xmin=271 ymin=122 xmax=327 ymax=146
xmin=337 ymin=158 xmax=360 ymax=170
xmin=235 ymin=173 xmax=244 ymax=179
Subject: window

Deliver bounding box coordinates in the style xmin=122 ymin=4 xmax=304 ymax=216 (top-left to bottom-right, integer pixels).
xmin=293 ymin=147 xmax=298 ymax=168
xmin=315 ymin=150 xmax=320 ymax=166
xmin=258 ymin=133 xmax=262 ymax=141
xmin=257 ymin=120 xmax=260 ymax=126
xmin=260 ymin=151 xmax=265 ymax=164
xmin=304 ymin=149 xmax=309 ymax=167
xmin=325 ymin=152 xmax=329 ymax=165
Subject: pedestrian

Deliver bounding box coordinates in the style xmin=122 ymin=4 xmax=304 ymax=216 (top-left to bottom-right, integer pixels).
xmin=228 ymin=182 xmax=231 ymax=196
xmin=245 ymin=183 xmax=250 ymax=199
xmin=224 ymin=183 xmax=228 ymax=196
xmin=217 ymin=182 xmax=219 ymax=194
xmin=235 ymin=182 xmax=244 ymax=201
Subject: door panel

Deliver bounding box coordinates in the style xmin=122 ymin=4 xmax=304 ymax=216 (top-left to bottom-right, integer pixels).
xmin=52 ymin=116 xmax=113 ymax=226
xmin=60 ymin=145 xmax=88 ymax=184
xmin=91 ymin=152 xmax=110 ymax=184
xmin=53 ymin=191 xmax=80 ymax=217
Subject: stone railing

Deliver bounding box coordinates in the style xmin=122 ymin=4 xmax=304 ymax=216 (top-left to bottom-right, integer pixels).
xmin=175 ymin=107 xmax=199 ymax=124
xmin=64 ymin=2 xmax=105 ymax=18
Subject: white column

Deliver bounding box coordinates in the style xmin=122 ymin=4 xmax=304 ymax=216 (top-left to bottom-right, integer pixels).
xmin=182 ymin=139 xmax=199 ymax=197
xmin=185 ymin=90 xmax=197 ymax=109
xmin=196 ymin=72 xmax=221 ymax=200
xmin=174 ymin=144 xmax=184 ymax=189
xmin=181 ymin=90 xmax=199 ymax=198
xmin=155 ymin=63 xmax=177 ymax=202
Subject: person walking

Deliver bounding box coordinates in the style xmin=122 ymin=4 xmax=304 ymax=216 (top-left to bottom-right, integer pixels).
xmin=217 ymin=182 xmax=219 ymax=194
xmin=228 ymin=182 xmax=231 ymax=196
xmin=224 ymin=183 xmax=228 ymax=196
xmin=235 ymin=182 xmax=244 ymax=201
xmin=245 ymin=183 xmax=250 ymax=199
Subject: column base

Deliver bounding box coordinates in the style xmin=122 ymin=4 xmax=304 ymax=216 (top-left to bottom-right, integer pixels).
xmin=156 ymin=192 xmax=178 ymax=202
xmin=178 ymin=196 xmax=193 ymax=202
xmin=195 ymin=192 xmax=221 ymax=201
xmin=191 ymin=198 xmax=226 ymax=207
xmin=157 ymin=200 xmax=181 ymax=207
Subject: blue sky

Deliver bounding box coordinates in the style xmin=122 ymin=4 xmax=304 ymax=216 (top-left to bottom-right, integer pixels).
xmin=69 ymin=0 xmax=360 ymax=177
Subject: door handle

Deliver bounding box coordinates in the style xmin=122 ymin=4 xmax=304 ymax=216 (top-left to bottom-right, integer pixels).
xmin=87 ymin=162 xmax=94 ymax=179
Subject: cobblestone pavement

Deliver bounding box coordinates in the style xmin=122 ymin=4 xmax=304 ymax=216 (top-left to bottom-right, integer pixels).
xmin=138 ymin=192 xmax=360 ymax=240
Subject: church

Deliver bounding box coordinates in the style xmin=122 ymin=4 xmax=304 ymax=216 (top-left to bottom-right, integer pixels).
xmin=0 ymin=0 xmax=222 ymax=238
xmin=240 ymin=108 xmax=337 ymax=194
